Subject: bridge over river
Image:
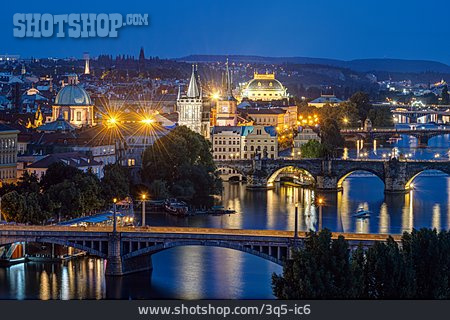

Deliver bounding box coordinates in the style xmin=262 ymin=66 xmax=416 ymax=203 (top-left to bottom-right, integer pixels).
xmin=0 ymin=225 xmax=401 ymax=276
xmin=215 ymin=158 xmax=450 ymax=192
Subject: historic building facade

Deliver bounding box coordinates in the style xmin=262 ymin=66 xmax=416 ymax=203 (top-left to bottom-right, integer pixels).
xmin=0 ymin=124 xmax=19 ymax=185
xmin=211 ymin=125 xmax=278 ymax=160
xmin=241 ymin=72 xmax=288 ymax=101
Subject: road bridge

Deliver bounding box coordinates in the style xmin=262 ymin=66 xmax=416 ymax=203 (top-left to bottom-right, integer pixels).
xmin=0 ymin=225 xmax=401 ymax=276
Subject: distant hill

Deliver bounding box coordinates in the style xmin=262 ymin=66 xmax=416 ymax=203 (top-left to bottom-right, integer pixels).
xmin=177 ymin=55 xmax=450 ymax=74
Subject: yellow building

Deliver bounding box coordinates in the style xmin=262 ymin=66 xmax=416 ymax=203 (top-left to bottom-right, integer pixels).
xmin=51 ymin=74 xmax=95 ymax=127
xmin=308 ymin=94 xmax=343 ymax=108
xmin=241 ymin=72 xmax=288 ymax=101
xmin=0 ymin=124 xmax=19 ymax=185
xmin=241 ymin=126 xmax=278 ymax=160
xmin=211 ymin=125 xmax=278 ymax=160
xmin=246 ymin=106 xmax=297 ymax=128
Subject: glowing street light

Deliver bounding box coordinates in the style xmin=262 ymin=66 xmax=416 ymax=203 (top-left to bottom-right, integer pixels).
xmin=140 ymin=117 xmax=155 ymax=125
xmin=317 ymin=197 xmax=324 ymax=231
xmin=141 ymin=194 xmax=147 ymax=227
xmin=211 ymin=91 xmax=220 ymax=100
xmin=112 ymin=197 xmax=118 ymax=234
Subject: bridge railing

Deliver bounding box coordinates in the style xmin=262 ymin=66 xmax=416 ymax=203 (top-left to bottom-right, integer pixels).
xmin=0 ymin=225 xmax=402 ymax=242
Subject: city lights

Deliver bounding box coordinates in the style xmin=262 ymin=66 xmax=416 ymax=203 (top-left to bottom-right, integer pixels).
xmin=211 ymin=91 xmax=220 ymax=100
xmin=140 ymin=117 xmax=155 ymax=125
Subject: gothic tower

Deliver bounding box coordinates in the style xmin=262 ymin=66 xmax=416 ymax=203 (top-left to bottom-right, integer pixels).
xmin=177 ymin=65 xmax=204 ymax=135
xmin=216 ymin=59 xmax=237 ymax=126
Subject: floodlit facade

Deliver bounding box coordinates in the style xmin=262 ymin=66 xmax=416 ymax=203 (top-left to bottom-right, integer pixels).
xmin=241 ymin=72 xmax=288 ymax=101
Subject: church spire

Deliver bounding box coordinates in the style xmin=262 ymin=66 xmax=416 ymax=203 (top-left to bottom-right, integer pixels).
xmin=186 ymin=64 xmax=200 ymax=98
xmin=224 ymin=58 xmax=235 ymax=100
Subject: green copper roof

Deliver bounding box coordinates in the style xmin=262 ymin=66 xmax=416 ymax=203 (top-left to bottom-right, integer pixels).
xmin=54 ymin=84 xmax=92 ymax=106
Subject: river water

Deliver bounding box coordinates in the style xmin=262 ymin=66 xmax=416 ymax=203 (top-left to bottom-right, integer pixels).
xmin=0 ymin=135 xmax=448 ymax=299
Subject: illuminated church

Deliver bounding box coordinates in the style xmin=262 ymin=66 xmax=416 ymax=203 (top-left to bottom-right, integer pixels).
xmin=241 ymin=72 xmax=288 ymax=101
xmin=51 ymin=74 xmax=95 ymax=127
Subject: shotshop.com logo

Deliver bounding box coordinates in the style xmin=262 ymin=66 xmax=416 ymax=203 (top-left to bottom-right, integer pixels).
xmin=13 ymin=13 xmax=149 ymax=38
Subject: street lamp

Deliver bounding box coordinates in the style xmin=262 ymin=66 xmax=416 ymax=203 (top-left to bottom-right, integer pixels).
xmin=294 ymin=202 xmax=299 ymax=247
xmin=141 ymin=194 xmax=147 ymax=227
xmin=113 ymin=198 xmax=117 ymax=234
xmin=317 ymin=197 xmax=324 ymax=232
xmin=343 ymin=117 xmax=349 ymax=127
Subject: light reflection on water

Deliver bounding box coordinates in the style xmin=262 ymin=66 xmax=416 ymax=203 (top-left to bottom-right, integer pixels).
xmin=0 ymin=134 xmax=448 ymax=299
xmin=1 ymin=173 xmax=448 ymax=299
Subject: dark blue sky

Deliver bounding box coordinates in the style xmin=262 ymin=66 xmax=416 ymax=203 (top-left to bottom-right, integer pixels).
xmin=3 ymin=0 xmax=450 ymax=63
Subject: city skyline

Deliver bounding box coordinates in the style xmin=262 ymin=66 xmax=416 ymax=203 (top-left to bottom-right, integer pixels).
xmin=3 ymin=0 xmax=450 ymax=64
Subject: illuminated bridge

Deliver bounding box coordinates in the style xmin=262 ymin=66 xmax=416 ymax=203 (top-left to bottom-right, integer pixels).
xmin=0 ymin=225 xmax=401 ymax=276
xmin=215 ymin=158 xmax=450 ymax=192
xmin=341 ymin=127 xmax=450 ymax=146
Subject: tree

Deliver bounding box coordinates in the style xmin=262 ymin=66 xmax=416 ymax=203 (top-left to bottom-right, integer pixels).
xmin=364 ymin=238 xmax=413 ymax=298
xmin=349 ymin=91 xmax=372 ymax=121
xmin=367 ymin=106 xmax=393 ymax=127
xmin=272 ymin=230 xmax=355 ymax=299
xmin=142 ymin=126 xmax=221 ymax=200
xmin=441 ymin=85 xmax=449 ymax=105
xmin=101 ymin=164 xmax=130 ymax=202
xmin=320 ymin=118 xmax=344 ymax=157
xmin=273 ymin=229 xmax=450 ymax=300
xmin=402 ymin=229 xmax=449 ymax=299
xmin=40 ymin=162 xmax=82 ymax=191
xmin=300 ymin=140 xmax=325 ymax=158
xmin=1 ymin=191 xmax=50 ymax=224
xmin=148 ymin=180 xmax=169 ymax=199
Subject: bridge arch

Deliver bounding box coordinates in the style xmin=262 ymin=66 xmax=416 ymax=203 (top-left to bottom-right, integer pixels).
xmin=0 ymin=238 xmax=107 ymax=258
xmin=405 ymin=169 xmax=450 ymax=190
xmin=267 ymin=166 xmax=316 ymax=188
xmin=216 ymin=165 xmax=247 ymax=182
xmin=121 ymin=240 xmax=286 ymax=266
xmin=337 ymin=169 xmax=385 ymax=190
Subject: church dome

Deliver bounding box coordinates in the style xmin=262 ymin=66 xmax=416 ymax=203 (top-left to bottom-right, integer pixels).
xmin=54 ymin=84 xmax=92 ymax=106
xmin=246 ymin=78 xmax=284 ymax=91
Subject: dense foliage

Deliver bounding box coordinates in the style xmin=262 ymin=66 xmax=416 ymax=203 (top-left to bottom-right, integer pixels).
xmin=141 ymin=126 xmax=221 ymax=200
xmin=0 ymin=163 xmax=130 ymax=223
xmin=300 ymin=140 xmax=325 ymax=158
xmin=272 ymin=229 xmax=450 ymax=299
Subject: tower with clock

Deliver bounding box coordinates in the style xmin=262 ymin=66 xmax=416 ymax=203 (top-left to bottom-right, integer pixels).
xmin=216 ymin=59 xmax=237 ymax=126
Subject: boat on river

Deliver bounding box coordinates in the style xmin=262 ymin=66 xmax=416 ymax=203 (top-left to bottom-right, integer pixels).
xmin=353 ymin=206 xmax=372 ymax=219
xmin=207 ymin=206 xmax=236 ymax=215
xmin=164 ymin=199 xmax=189 ymax=216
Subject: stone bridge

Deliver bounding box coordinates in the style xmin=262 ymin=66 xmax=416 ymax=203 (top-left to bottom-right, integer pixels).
xmin=0 ymin=226 xmax=400 ymax=276
xmin=341 ymin=128 xmax=450 ymax=146
xmin=215 ymin=158 xmax=450 ymax=193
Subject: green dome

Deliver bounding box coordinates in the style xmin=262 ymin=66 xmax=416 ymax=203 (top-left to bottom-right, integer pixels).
xmin=54 ymin=85 xmax=92 ymax=106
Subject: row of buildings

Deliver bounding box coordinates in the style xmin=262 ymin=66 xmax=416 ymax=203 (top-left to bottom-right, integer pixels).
xmin=0 ymin=59 xmax=323 ymax=187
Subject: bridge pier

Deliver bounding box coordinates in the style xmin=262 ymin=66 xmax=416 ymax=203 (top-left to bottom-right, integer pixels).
xmin=416 ymin=135 xmax=430 ymax=148
xmin=105 ymin=234 xmax=123 ymax=276
xmin=105 ymin=234 xmax=153 ymax=276
xmin=316 ymin=175 xmax=340 ymax=192
xmin=384 ymin=160 xmax=409 ymax=194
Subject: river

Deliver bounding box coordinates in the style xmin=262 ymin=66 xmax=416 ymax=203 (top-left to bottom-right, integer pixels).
xmin=0 ymin=135 xmax=448 ymax=299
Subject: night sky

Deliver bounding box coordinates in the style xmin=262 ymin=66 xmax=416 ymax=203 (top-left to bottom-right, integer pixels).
xmin=2 ymin=0 xmax=450 ymax=63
